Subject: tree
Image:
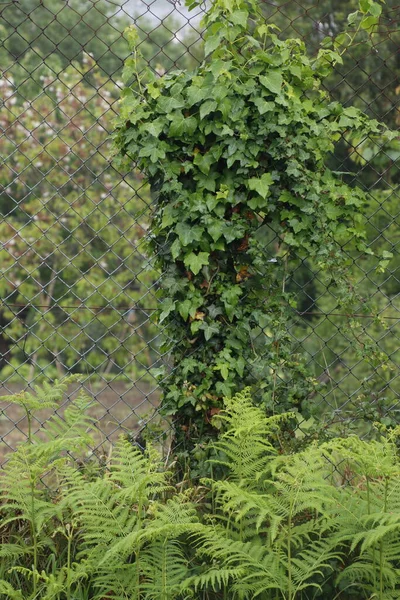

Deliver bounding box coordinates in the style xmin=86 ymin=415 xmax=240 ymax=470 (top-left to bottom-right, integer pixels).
xmin=0 ymin=0 xmax=203 ymax=383
xmin=0 ymin=57 xmax=158 ymax=382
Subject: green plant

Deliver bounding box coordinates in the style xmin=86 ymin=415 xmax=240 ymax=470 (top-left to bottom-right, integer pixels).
xmin=113 ymin=0 xmax=390 ymax=463
xmin=183 ymin=389 xmax=400 ymax=600
xmin=0 ymin=379 xmax=200 ymax=600
xmin=0 ymin=377 xmax=95 ymax=599
xmin=4 ymin=384 xmax=400 ymax=598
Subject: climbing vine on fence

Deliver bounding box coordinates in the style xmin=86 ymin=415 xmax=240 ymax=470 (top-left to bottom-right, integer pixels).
xmin=113 ymin=0 xmax=387 ymax=462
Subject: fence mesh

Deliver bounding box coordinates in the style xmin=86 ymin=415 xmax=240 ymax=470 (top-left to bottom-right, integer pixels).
xmin=0 ymin=0 xmax=399 ymax=461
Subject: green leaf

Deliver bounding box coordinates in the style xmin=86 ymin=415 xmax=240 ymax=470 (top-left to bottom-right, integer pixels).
xmin=369 ymin=2 xmax=382 ymax=17
xmin=193 ymin=151 xmax=214 ymax=175
xmin=248 ymin=173 xmax=273 ymax=199
xmin=201 ymin=321 xmax=220 ymax=341
xmin=325 ymin=204 xmax=343 ymax=220
xmin=179 ymin=299 xmax=194 ymax=320
xmin=359 ymin=0 xmax=372 ymax=13
xmin=215 ymin=363 xmax=229 ymax=380
xmin=146 ymin=119 xmax=164 ymax=138
xmin=169 ymin=113 xmax=197 ymax=137
xmin=159 ymin=298 xmax=175 ymax=323
xmin=253 ymin=97 xmax=274 ymax=115
xmin=161 ymin=206 xmax=175 ymax=229
xmin=184 ymin=252 xmax=210 ymax=275
xmin=205 ymin=34 xmax=222 ymax=56
xmin=176 ymin=223 xmax=204 ymax=246
xmin=186 ymin=85 xmax=207 ymax=106
xmin=259 ymin=71 xmax=283 ymax=95
xmin=221 ymin=287 xmax=242 ymax=320
xmin=200 ymin=100 xmax=217 ymax=120
xmin=230 ymin=10 xmax=248 ymax=27
xmin=360 ymin=15 xmax=378 ymax=29
xmin=208 ymin=221 xmax=224 ymax=242
xmin=157 ymin=96 xmax=184 ymax=113
xmin=171 ymin=238 xmax=181 ymax=260
xmin=347 ymin=11 xmax=359 ymax=25
xmin=235 ymin=355 xmax=245 ymax=377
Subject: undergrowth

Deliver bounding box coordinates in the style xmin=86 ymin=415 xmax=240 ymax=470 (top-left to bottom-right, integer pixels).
xmin=2 ymin=383 xmax=400 ymax=599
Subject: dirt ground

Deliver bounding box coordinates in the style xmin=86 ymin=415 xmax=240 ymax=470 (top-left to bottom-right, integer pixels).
xmin=0 ymin=380 xmax=162 ymax=464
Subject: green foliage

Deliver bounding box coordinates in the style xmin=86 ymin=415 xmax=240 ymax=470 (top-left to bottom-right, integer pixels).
xmin=0 ymin=380 xmax=199 ymax=600
xmin=0 ymin=0 xmax=202 ymax=384
xmin=0 ymin=58 xmax=158 ymax=382
xmin=4 ymin=384 xmax=400 ymax=598
xmin=113 ymin=0 xmax=388 ymax=459
xmin=185 ymin=389 xmax=400 ymax=599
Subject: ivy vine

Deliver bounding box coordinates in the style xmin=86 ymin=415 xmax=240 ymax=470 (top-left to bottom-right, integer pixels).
xmin=113 ymin=0 xmax=388 ymax=463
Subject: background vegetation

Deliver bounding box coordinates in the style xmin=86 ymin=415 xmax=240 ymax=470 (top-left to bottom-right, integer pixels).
xmin=0 ymin=0 xmax=399 ymax=443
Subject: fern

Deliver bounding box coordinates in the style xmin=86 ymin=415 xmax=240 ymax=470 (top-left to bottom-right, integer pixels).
xmin=0 ymin=380 xmax=95 ymax=599
xmin=187 ymin=390 xmax=343 ymax=600
xmin=209 ymin=388 xmax=291 ymax=484
xmin=0 ymin=580 xmax=24 ymax=600
xmin=61 ymin=438 xmax=200 ymax=600
xmin=4 ymin=385 xmax=400 ymax=599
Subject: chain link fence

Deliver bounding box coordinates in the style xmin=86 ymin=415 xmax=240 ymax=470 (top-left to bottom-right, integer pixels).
xmin=0 ymin=0 xmax=399 ymax=461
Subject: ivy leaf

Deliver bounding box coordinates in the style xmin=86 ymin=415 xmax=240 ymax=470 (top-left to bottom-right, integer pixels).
xmin=235 ymin=356 xmax=246 ymax=377
xmin=230 ymin=10 xmax=248 ymax=27
xmin=171 ymin=238 xmax=181 ymax=260
xmin=193 ymin=151 xmax=214 ymax=175
xmin=184 ymin=252 xmax=210 ymax=275
xmin=157 ymin=96 xmax=184 ymax=113
xmin=186 ymin=85 xmax=207 ymax=106
xmin=169 ymin=113 xmax=197 ymax=137
xmin=208 ymin=221 xmax=224 ymax=242
xmin=360 ymin=15 xmax=378 ymax=29
xmin=200 ymin=321 xmax=220 ymax=341
xmin=253 ymin=97 xmax=274 ymax=115
xmin=205 ymin=33 xmax=222 ymax=56
xmin=200 ymin=100 xmax=217 ymax=121
xmin=176 ymin=223 xmax=204 ymax=246
xmin=215 ymin=363 xmax=230 ymax=380
xmin=159 ymin=298 xmax=175 ymax=323
xmin=179 ymin=299 xmax=196 ymax=320
xmin=138 ymin=144 xmax=166 ymax=163
xmin=259 ymin=71 xmax=283 ymax=95
xmin=325 ymin=204 xmax=343 ymax=220
xmin=221 ymin=286 xmax=242 ymax=321
xmin=146 ymin=119 xmax=164 ymax=138
xmin=248 ymin=173 xmax=273 ymax=198
xmin=208 ymin=304 xmax=223 ymax=319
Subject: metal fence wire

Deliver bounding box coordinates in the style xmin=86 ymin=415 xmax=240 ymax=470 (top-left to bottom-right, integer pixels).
xmin=0 ymin=0 xmax=399 ymax=461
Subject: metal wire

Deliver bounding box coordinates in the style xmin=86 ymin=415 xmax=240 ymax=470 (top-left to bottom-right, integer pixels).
xmin=0 ymin=0 xmax=399 ymax=464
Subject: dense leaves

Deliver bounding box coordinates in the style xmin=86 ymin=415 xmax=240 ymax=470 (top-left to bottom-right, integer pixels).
xmin=3 ymin=385 xmax=400 ymax=599
xmin=113 ymin=0 xmax=387 ymax=459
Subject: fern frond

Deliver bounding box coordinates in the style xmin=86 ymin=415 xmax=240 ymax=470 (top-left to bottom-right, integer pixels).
xmin=210 ymin=388 xmax=291 ymax=482
xmin=141 ymin=540 xmax=189 ymax=599
xmin=110 ymin=437 xmax=170 ymax=501
xmin=183 ymin=565 xmax=245 ymax=595
xmin=210 ymin=479 xmax=273 ymax=532
xmin=1 ymin=445 xmax=62 ymax=533
xmin=0 ymin=543 xmax=32 ymax=560
xmin=42 ymin=390 xmax=95 ymax=446
xmin=0 ymin=580 xmax=24 ymax=600
xmin=64 ymin=475 xmax=137 ymax=551
xmin=290 ymin=538 xmax=341 ymax=589
xmin=1 ymin=376 xmax=80 ymax=413
xmin=336 ymin=555 xmax=398 ymax=590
